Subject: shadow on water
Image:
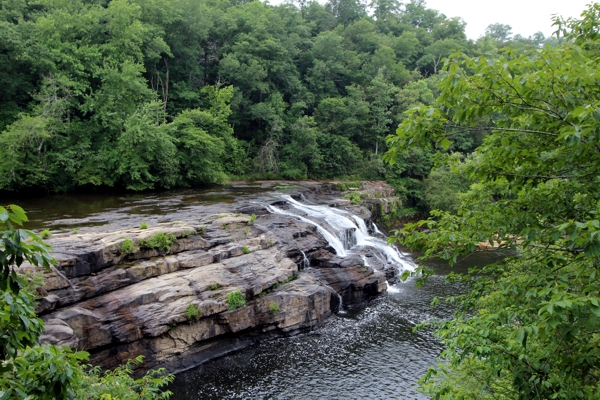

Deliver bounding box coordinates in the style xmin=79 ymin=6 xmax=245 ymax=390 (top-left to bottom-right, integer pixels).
xmin=168 ymin=252 xmax=505 ymax=400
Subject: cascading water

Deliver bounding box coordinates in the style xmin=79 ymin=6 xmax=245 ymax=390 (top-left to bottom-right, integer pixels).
xmin=267 ymin=204 xmax=347 ymax=256
xmin=372 ymin=223 xmax=384 ymax=237
xmin=268 ymin=195 xmax=416 ymax=277
xmin=300 ymin=250 xmax=310 ymax=269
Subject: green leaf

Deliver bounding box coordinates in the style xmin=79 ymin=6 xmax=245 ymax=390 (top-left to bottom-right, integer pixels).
xmin=8 ymin=205 xmax=27 ymax=224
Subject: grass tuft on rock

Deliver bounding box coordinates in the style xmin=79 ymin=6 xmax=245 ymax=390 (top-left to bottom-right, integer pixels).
xmin=226 ymin=290 xmax=246 ymax=310
xmin=139 ymin=232 xmax=176 ymax=251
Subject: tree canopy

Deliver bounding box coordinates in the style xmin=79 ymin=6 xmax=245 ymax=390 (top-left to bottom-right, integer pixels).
xmin=0 ymin=0 xmax=552 ymax=196
xmin=385 ymin=4 xmax=600 ymax=398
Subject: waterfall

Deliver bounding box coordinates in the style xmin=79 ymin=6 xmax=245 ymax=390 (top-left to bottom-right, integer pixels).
xmin=267 ymin=204 xmax=347 ymax=256
xmin=336 ymin=291 xmax=345 ymax=314
xmin=372 ymin=223 xmax=384 ymax=237
xmin=361 ymin=255 xmax=370 ymax=267
xmin=300 ymin=250 xmax=310 ymax=269
xmin=269 ymin=195 xmax=415 ymax=273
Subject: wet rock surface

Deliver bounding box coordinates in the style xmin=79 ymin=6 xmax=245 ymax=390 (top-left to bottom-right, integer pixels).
xmin=26 ymin=182 xmax=401 ymax=374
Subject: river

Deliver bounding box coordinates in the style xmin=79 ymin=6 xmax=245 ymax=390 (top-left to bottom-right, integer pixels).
xmin=3 ymin=183 xmax=499 ymax=399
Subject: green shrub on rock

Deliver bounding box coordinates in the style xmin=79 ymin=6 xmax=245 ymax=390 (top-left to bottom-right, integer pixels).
xmin=139 ymin=232 xmax=176 ymax=251
xmin=226 ymin=290 xmax=246 ymax=310
xmin=268 ymin=302 xmax=280 ymax=315
xmin=185 ymin=304 xmax=202 ymax=321
xmin=120 ymin=238 xmax=136 ymax=254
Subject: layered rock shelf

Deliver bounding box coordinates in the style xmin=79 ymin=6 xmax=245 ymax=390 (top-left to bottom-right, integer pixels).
xmin=25 ymin=191 xmax=391 ymax=374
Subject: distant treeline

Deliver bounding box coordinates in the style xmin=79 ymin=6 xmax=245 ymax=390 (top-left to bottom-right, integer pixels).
xmin=0 ymin=0 xmax=551 ymax=195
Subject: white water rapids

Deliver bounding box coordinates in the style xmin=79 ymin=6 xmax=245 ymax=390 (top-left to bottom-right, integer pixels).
xmin=267 ymin=195 xmax=416 ymax=275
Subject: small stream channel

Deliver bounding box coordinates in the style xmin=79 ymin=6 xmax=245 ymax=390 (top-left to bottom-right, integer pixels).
xmin=2 ymin=183 xmax=500 ymax=399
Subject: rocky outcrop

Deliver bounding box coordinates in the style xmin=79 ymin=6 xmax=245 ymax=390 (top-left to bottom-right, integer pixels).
xmin=29 ymin=202 xmax=388 ymax=374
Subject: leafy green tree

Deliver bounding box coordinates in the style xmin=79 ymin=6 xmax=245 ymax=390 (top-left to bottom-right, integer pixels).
xmin=432 ymin=17 xmax=466 ymax=41
xmin=325 ymin=0 xmax=366 ymax=26
xmin=485 ymin=22 xmax=513 ymax=42
xmin=369 ymin=0 xmax=401 ymax=23
xmin=280 ymin=116 xmax=322 ymax=179
xmin=342 ymin=19 xmax=379 ymax=55
xmin=306 ymin=30 xmax=360 ymax=101
xmin=172 ymin=85 xmax=243 ymax=184
xmin=303 ymin=1 xmax=338 ymax=34
xmin=400 ymin=0 xmax=442 ymax=31
xmin=384 ymin=146 xmax=433 ymax=212
xmin=391 ymin=30 xmax=421 ymax=68
xmin=423 ymin=154 xmax=472 ymax=213
xmin=385 ymin=4 xmax=600 ymax=398
xmin=0 ymin=0 xmax=477 ymax=189
xmin=417 ymin=38 xmax=465 ymax=74
xmin=116 ymin=102 xmax=179 ymax=191
xmin=367 ymin=45 xmax=410 ymax=85
xmin=317 ymin=133 xmax=363 ymax=177
xmin=365 ymin=72 xmax=397 ymax=153
xmin=0 ymin=2 xmax=36 ymax=131
xmin=314 ymin=84 xmax=369 ymax=142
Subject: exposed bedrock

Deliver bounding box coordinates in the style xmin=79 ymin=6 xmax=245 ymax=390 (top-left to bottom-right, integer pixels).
xmin=29 ymin=199 xmax=391 ymax=374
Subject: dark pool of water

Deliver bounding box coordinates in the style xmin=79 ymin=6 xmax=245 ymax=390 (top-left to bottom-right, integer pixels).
xmin=169 ymin=253 xmax=502 ymax=400
xmin=0 ymin=184 xmax=271 ymax=230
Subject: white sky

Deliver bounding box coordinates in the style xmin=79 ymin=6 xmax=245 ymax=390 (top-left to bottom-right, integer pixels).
xmin=424 ymin=0 xmax=593 ymax=39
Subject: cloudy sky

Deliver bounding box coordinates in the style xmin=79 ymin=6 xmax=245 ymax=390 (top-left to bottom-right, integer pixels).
xmin=424 ymin=0 xmax=591 ymax=39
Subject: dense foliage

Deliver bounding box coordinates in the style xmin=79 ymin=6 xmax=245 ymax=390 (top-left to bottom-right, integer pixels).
xmin=0 ymin=205 xmax=174 ymax=398
xmin=0 ymin=0 xmax=549 ymax=202
xmin=386 ymin=4 xmax=600 ymax=398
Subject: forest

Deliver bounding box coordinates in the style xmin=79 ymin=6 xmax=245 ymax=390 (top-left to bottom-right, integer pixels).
xmin=0 ymin=0 xmax=551 ymax=215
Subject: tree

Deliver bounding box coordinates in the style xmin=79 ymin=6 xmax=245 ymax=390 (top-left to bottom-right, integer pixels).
xmin=422 ymin=154 xmax=471 ymax=213
xmin=485 ymin=23 xmax=513 ymax=42
xmin=0 ymin=0 xmax=475 ymax=190
xmin=385 ymin=4 xmax=600 ymax=398
xmin=417 ymin=38 xmax=464 ymax=75
xmin=365 ymin=72 xmax=397 ymax=153
xmin=116 ymin=102 xmax=179 ymax=191
xmin=280 ymin=116 xmax=322 ymax=179
xmin=172 ymin=85 xmax=244 ymax=184
xmin=369 ymin=0 xmax=401 ymax=23
xmin=325 ymin=0 xmax=366 ymax=26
